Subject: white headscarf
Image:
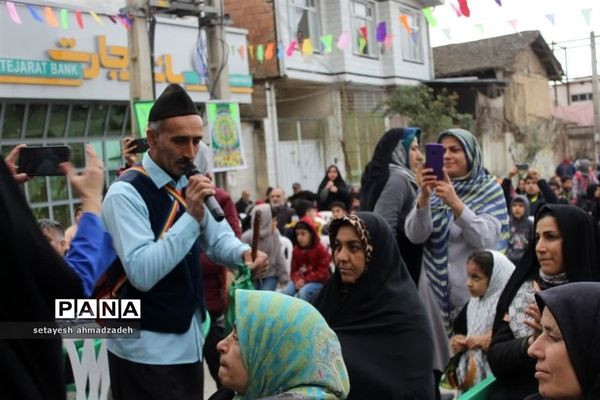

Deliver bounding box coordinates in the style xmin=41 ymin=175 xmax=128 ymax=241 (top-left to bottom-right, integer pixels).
xmin=458 ymin=250 xmax=515 ymax=387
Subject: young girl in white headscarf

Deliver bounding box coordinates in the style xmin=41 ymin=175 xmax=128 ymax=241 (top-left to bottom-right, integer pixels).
xmin=449 ymin=250 xmax=514 ymax=392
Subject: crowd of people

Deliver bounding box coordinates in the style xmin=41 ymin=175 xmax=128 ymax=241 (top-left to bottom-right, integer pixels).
xmin=2 ymin=83 xmax=600 ymax=400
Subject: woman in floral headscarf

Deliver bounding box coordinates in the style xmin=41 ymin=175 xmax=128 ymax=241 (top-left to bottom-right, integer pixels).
xmin=213 ymin=290 xmax=349 ymax=400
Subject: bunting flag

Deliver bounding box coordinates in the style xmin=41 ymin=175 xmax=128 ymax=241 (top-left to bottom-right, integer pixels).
xmin=107 ymin=15 xmax=117 ymax=24
xmin=302 ymin=38 xmax=314 ymax=55
xmin=75 ymin=10 xmax=84 ymax=28
xmin=27 ymin=5 xmax=43 ymax=22
xmin=286 ymin=40 xmax=297 ymax=56
xmin=256 ymin=44 xmax=264 ymax=63
xmin=277 ymin=42 xmax=285 ymax=59
xmin=450 ymin=2 xmax=462 ymax=17
xmin=458 ymin=0 xmax=471 ymax=17
xmin=193 ymin=37 xmax=207 ymax=79
xmin=359 ymin=26 xmax=368 ymax=39
xmin=320 ymin=34 xmax=333 ymax=53
xmin=90 ymin=11 xmax=104 ymax=25
xmin=545 ymin=14 xmax=555 ymax=26
xmin=248 ymin=45 xmax=254 ymax=60
xmin=442 ymin=28 xmax=452 ymax=40
xmin=411 ymin=31 xmax=419 ymax=45
xmin=423 ymin=8 xmax=437 ymax=27
xmin=60 ymin=9 xmax=68 ymax=29
xmin=358 ymin=37 xmax=367 ymax=53
xmin=494 ymin=0 xmax=502 ymax=6
xmin=507 ymin=19 xmax=518 ymax=31
xmin=337 ymin=31 xmax=349 ymax=50
xmin=238 ymin=45 xmax=245 ymax=60
xmin=118 ymin=14 xmax=132 ymax=28
xmin=475 ymin=24 xmax=484 ymax=34
xmin=376 ymin=22 xmax=386 ymax=43
xmin=581 ymin=9 xmax=592 ymax=26
xmin=265 ymin=43 xmax=275 ymax=60
xmin=6 ymin=2 xmax=21 ymax=24
xmin=44 ymin=6 xmax=59 ymax=28
xmin=399 ymin=15 xmax=412 ymax=33
xmin=384 ymin=34 xmax=393 ymax=50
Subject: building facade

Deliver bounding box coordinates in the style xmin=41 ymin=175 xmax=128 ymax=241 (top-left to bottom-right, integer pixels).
xmin=0 ymin=3 xmax=252 ymax=227
xmin=225 ymin=0 xmax=441 ymax=196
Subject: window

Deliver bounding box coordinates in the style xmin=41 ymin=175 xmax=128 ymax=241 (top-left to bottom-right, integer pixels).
xmin=399 ymin=8 xmax=423 ymax=63
xmin=571 ymin=93 xmax=593 ymax=102
xmin=351 ymin=1 xmax=376 ymax=57
xmin=289 ymin=0 xmax=321 ymax=49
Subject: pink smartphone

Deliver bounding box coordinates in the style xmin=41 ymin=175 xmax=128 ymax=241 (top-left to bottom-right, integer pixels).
xmin=425 ymin=143 xmax=444 ymax=181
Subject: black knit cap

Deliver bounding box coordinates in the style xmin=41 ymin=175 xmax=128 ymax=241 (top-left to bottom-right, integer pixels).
xmin=148 ymin=83 xmax=199 ymax=122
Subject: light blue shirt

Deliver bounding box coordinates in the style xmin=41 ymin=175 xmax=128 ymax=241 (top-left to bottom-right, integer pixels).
xmin=101 ymin=154 xmax=250 ymax=365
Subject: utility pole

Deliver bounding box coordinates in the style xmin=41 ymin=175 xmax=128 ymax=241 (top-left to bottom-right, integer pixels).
xmin=126 ymin=0 xmax=154 ymax=136
xmin=204 ymin=0 xmax=231 ymax=189
xmin=591 ymin=31 xmax=600 ymax=165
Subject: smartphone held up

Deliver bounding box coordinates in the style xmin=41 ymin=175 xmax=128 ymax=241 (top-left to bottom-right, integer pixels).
xmin=425 ymin=143 xmax=444 ymax=181
xmin=17 ymin=146 xmax=71 ymax=176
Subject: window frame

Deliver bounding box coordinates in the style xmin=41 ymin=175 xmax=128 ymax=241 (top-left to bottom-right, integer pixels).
xmin=288 ymin=0 xmax=322 ymax=53
xmin=399 ymin=7 xmax=424 ymax=64
xmin=350 ymin=0 xmax=377 ymax=59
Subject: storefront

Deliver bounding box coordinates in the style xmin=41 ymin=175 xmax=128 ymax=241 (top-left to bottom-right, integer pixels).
xmin=0 ymin=4 xmax=252 ymax=227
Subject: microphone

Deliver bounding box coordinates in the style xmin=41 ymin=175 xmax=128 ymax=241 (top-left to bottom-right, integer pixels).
xmin=184 ymin=162 xmax=225 ymax=222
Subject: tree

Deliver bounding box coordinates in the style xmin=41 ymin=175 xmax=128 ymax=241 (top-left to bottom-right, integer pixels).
xmin=382 ymin=85 xmax=473 ymax=143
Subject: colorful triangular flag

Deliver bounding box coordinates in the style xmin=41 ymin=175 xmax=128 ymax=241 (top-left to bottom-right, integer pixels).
xmin=358 ymin=37 xmax=367 ymax=53
xmin=320 ymin=34 xmax=333 ymax=53
xmin=286 ymin=40 xmax=297 ymax=56
xmin=450 ymin=3 xmax=462 ymax=17
xmin=376 ymin=22 xmax=387 ymax=43
xmin=60 ymin=9 xmax=68 ymax=29
xmin=90 ymin=11 xmax=104 ymax=25
xmin=75 ymin=10 xmax=84 ymax=29
xmin=475 ymin=24 xmax=484 ymax=35
xmin=581 ymin=9 xmax=592 ymax=27
xmin=507 ymin=19 xmax=518 ymax=31
xmin=256 ymin=44 xmax=265 ymax=63
xmin=277 ymin=43 xmax=285 ymax=59
xmin=302 ymin=38 xmax=314 ymax=56
xmin=27 ymin=5 xmax=44 ymax=22
xmin=265 ymin=43 xmax=275 ymax=60
xmin=458 ymin=0 xmax=470 ymax=17
xmin=337 ymin=32 xmax=349 ymax=50
xmin=6 ymin=2 xmax=22 ymax=24
xmin=399 ymin=15 xmax=412 ymax=33
xmin=44 ymin=6 xmax=59 ymax=28
xmin=411 ymin=31 xmax=419 ymax=45
xmin=384 ymin=34 xmax=393 ymax=50
xmin=545 ymin=14 xmax=555 ymax=26
xmin=442 ymin=28 xmax=452 ymax=40
xmin=495 ymin=0 xmax=502 ymax=6
xmin=423 ymin=8 xmax=437 ymax=27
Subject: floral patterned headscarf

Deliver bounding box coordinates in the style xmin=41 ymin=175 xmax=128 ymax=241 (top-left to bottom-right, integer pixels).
xmin=234 ymin=290 xmax=349 ymax=400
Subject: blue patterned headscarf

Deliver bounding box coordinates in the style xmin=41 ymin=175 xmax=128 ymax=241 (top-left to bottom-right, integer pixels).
xmin=234 ymin=290 xmax=350 ymax=399
xmin=423 ymin=129 xmax=509 ymax=332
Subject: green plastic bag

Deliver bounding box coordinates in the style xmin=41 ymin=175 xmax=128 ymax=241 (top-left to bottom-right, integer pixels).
xmin=224 ymin=264 xmax=255 ymax=334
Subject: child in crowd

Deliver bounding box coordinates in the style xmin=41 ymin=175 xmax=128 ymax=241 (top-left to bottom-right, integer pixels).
xmin=282 ymin=217 xmax=331 ymax=302
xmin=322 ymin=201 xmax=347 ymax=236
xmin=449 ymin=251 xmax=514 ymax=392
xmin=506 ymin=195 xmax=533 ymax=265
xmin=241 ymin=204 xmax=289 ymax=291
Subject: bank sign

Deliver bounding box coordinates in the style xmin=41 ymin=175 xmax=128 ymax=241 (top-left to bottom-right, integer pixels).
xmin=0 ymin=4 xmax=252 ymax=103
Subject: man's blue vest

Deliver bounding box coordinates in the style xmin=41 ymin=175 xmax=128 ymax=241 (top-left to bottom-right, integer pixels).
xmin=116 ymin=169 xmax=205 ymax=333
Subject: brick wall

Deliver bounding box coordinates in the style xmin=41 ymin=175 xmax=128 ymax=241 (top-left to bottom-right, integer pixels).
xmin=224 ymin=0 xmax=280 ymax=79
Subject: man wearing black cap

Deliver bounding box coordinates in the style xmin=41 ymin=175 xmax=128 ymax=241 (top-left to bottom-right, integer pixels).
xmin=102 ymin=84 xmax=268 ymax=399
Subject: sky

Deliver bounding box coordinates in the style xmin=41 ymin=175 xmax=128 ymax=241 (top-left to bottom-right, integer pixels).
xmin=428 ymin=0 xmax=600 ymax=79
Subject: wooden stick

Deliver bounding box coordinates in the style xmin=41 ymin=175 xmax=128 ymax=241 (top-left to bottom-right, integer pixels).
xmin=251 ymin=209 xmax=261 ymax=261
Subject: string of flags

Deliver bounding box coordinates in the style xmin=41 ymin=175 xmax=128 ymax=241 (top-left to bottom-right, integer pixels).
xmin=1 ymin=0 xmax=596 ymax=60
xmin=2 ymin=1 xmax=131 ymax=29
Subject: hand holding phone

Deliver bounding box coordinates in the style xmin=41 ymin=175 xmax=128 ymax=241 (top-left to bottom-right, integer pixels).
xmin=132 ymin=138 xmax=149 ymax=153
xmin=17 ymin=146 xmax=71 ymax=176
xmin=425 ymin=143 xmax=444 ymax=181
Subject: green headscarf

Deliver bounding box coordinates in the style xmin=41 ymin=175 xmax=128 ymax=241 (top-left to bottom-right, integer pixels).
xmin=234 ymin=290 xmax=349 ymax=399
